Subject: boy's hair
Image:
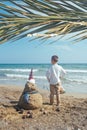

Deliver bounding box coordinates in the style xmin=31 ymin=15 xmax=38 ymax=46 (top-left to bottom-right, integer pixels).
xmin=51 ymin=55 xmax=58 ymax=62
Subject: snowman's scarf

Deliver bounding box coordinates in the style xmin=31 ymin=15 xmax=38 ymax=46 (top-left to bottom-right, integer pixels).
xmin=23 ymin=90 xmax=38 ymax=104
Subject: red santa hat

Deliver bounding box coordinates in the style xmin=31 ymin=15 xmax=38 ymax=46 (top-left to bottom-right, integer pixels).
xmin=27 ymin=69 xmax=35 ymax=84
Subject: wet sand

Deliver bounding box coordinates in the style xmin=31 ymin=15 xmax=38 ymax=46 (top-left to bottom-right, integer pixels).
xmin=0 ymin=85 xmax=87 ymax=130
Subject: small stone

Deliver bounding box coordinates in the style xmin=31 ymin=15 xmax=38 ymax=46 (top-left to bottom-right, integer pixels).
xmin=82 ymin=124 xmax=85 ymax=127
xmin=26 ymin=111 xmax=33 ymax=118
xmin=22 ymin=115 xmax=26 ymax=119
xmin=26 ymin=113 xmax=33 ymax=118
xmin=26 ymin=114 xmax=30 ymax=118
xmin=40 ymin=108 xmax=44 ymax=112
xmin=27 ymin=110 xmax=32 ymax=114
xmin=43 ymin=111 xmax=48 ymax=115
xmin=56 ymin=107 xmax=60 ymax=112
xmin=19 ymin=109 xmax=24 ymax=114
xmin=29 ymin=113 xmax=33 ymax=118
xmin=27 ymin=111 xmax=30 ymax=114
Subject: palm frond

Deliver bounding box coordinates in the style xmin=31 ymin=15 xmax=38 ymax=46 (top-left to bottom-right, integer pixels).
xmin=0 ymin=0 xmax=87 ymax=44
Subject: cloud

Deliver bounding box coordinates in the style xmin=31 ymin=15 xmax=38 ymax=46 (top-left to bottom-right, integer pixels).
xmin=52 ymin=45 xmax=72 ymax=51
xmin=58 ymin=45 xmax=72 ymax=51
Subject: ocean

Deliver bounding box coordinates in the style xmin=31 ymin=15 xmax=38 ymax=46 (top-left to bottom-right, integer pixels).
xmin=0 ymin=63 xmax=87 ymax=93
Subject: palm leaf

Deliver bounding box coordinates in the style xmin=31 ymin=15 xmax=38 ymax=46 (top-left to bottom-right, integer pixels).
xmin=0 ymin=0 xmax=87 ymax=44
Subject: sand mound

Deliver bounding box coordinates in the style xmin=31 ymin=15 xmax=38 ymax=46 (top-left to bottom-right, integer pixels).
xmin=18 ymin=82 xmax=43 ymax=110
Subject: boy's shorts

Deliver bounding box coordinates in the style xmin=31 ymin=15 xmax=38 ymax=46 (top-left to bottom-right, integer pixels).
xmin=50 ymin=83 xmax=60 ymax=95
xmin=50 ymin=83 xmax=65 ymax=95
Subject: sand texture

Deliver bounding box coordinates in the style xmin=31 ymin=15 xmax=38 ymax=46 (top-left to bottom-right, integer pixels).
xmin=0 ymin=85 xmax=87 ymax=130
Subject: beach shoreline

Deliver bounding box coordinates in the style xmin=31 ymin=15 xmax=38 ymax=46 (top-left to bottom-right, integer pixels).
xmin=0 ymin=84 xmax=87 ymax=98
xmin=0 ymin=85 xmax=87 ymax=130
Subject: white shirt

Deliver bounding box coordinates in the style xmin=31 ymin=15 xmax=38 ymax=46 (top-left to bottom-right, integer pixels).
xmin=46 ymin=64 xmax=66 ymax=85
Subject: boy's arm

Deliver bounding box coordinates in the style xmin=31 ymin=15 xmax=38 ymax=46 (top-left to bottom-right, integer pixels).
xmin=46 ymin=69 xmax=51 ymax=83
xmin=62 ymin=67 xmax=66 ymax=75
xmin=60 ymin=67 xmax=66 ymax=78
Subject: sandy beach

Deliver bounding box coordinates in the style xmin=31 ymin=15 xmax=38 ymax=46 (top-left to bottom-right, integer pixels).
xmin=0 ymin=85 xmax=87 ymax=130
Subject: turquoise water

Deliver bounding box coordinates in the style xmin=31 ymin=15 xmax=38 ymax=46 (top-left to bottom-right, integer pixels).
xmin=0 ymin=63 xmax=87 ymax=93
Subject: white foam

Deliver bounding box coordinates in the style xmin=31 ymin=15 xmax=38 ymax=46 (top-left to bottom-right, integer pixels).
xmin=66 ymin=69 xmax=87 ymax=73
xmin=66 ymin=78 xmax=87 ymax=84
xmin=6 ymin=74 xmax=28 ymax=78
xmin=0 ymin=69 xmax=38 ymax=72
xmin=6 ymin=74 xmax=46 ymax=79
xmin=34 ymin=76 xmax=46 ymax=79
xmin=0 ymin=68 xmax=87 ymax=73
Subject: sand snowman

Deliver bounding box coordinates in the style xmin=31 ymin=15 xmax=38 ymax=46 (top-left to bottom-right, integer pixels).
xmin=18 ymin=69 xmax=43 ymax=110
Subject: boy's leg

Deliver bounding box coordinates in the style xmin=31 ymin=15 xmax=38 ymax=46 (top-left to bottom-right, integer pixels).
xmin=50 ymin=85 xmax=55 ymax=105
xmin=55 ymin=84 xmax=60 ymax=107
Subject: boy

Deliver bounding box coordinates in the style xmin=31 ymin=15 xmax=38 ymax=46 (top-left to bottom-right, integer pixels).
xmin=46 ymin=55 xmax=66 ymax=110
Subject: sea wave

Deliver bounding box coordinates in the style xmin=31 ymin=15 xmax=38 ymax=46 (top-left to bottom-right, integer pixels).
xmin=66 ymin=78 xmax=87 ymax=84
xmin=5 ymin=74 xmax=46 ymax=79
xmin=0 ymin=78 xmax=16 ymax=81
xmin=5 ymin=73 xmax=87 ymax=84
xmin=0 ymin=69 xmax=38 ymax=72
xmin=34 ymin=76 xmax=46 ymax=79
xmin=0 ymin=73 xmax=6 ymax=77
xmin=0 ymin=68 xmax=87 ymax=73
xmin=66 ymin=69 xmax=87 ymax=73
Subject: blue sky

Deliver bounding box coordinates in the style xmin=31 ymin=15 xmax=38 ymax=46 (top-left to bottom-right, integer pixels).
xmin=0 ymin=37 xmax=87 ymax=63
xmin=0 ymin=1 xmax=87 ymax=64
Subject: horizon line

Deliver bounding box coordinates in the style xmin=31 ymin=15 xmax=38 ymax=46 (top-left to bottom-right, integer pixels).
xmin=0 ymin=63 xmax=87 ymax=64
